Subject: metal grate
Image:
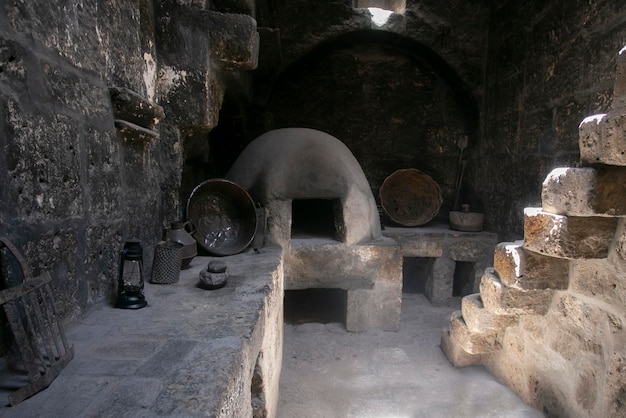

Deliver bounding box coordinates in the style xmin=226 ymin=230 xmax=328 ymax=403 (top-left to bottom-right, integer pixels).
xmin=0 ymin=237 xmax=74 ymax=406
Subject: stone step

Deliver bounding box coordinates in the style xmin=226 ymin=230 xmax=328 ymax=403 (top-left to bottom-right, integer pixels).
xmin=439 ymin=326 xmax=482 ymax=367
xmin=479 ymin=267 xmax=554 ymax=315
xmin=493 ymin=241 xmax=569 ymax=290
xmin=542 ymin=167 xmax=626 ymax=217
xmin=448 ymin=310 xmax=501 ymax=355
xmin=579 ymin=110 xmax=626 ymax=166
xmin=461 ymin=293 xmax=518 ymax=333
xmin=523 ymin=208 xmax=618 ymax=259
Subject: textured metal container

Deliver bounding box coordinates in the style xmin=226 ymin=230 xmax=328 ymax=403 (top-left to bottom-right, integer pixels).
xmin=151 ymin=241 xmax=183 ymax=284
xmin=186 ymin=179 xmax=257 ymax=256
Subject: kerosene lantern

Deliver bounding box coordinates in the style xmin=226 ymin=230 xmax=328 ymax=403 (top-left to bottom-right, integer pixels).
xmin=115 ymin=239 xmax=147 ymax=309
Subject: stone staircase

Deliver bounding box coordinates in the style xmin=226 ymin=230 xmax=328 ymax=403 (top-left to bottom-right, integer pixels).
xmin=441 ymin=47 xmax=626 ymax=415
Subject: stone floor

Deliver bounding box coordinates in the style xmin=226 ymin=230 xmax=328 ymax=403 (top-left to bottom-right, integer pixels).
xmin=278 ymin=291 xmax=544 ymax=418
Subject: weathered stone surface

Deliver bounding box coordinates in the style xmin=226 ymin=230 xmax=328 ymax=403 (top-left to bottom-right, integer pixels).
xmin=614 ymin=218 xmax=626 ymax=262
xmin=448 ymin=310 xmax=501 ymax=355
xmin=494 ymin=241 xmax=569 ymax=290
xmin=3 ymin=98 xmax=83 ymax=220
xmin=43 ymin=62 xmax=112 ymax=119
xmin=425 ymin=255 xmax=455 ymax=303
xmin=542 ymin=166 xmax=626 ymax=217
xmin=284 ymin=240 xmax=400 ymax=290
xmin=523 ymin=208 xmax=618 ymax=259
xmin=461 ymin=293 xmax=518 ymax=333
xmin=570 ymin=259 xmax=626 ymax=309
xmin=383 ymin=227 xmax=445 ymax=257
xmin=579 ymin=110 xmax=626 ymax=166
xmin=549 ymin=293 xmax=624 ymax=339
xmin=605 ymin=352 xmax=626 ymax=418
xmin=448 ymin=238 xmax=494 ymax=262
xmin=0 ymin=36 xmax=27 ymax=83
xmin=439 ymin=327 xmax=482 ymax=367
xmin=480 ymin=268 xmax=554 ymax=315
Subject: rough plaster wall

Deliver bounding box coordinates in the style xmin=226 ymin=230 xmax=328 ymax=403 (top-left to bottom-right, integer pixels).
xmin=478 ymin=0 xmax=626 ymax=240
xmin=0 ymin=1 xmax=181 ymax=326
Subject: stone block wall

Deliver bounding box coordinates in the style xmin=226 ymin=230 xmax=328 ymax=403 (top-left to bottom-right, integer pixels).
xmin=0 ymin=0 xmax=259 ymax=334
xmin=478 ymin=0 xmax=626 ymax=240
xmin=0 ymin=1 xmax=166 ymax=324
xmin=441 ymin=47 xmax=626 ymax=417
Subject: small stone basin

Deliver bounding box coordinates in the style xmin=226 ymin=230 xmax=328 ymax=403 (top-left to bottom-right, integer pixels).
xmin=449 ymin=208 xmax=484 ymax=232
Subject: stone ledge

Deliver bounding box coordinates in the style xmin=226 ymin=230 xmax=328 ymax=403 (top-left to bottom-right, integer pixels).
xmin=579 ymin=110 xmax=626 ymax=166
xmin=493 ymin=241 xmax=569 ymax=290
xmin=542 ymin=166 xmax=626 ymax=217
xmin=0 ymin=248 xmax=284 ymax=417
xmin=440 ymin=327 xmax=483 ymax=367
xmin=461 ymin=293 xmax=518 ymax=333
xmin=480 ymin=268 xmax=554 ymax=316
xmin=523 ymin=208 xmax=618 ymax=259
xmin=382 ymin=224 xmax=498 ymax=260
xmin=448 ymin=310 xmax=501 ymax=355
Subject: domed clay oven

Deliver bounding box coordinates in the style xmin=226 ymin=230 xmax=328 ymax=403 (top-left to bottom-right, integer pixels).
xmin=226 ymin=128 xmax=382 ymax=248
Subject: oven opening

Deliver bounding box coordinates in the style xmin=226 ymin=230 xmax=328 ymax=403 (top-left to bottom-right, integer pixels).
xmin=283 ymin=288 xmax=347 ymax=324
xmin=291 ymin=199 xmax=340 ymax=240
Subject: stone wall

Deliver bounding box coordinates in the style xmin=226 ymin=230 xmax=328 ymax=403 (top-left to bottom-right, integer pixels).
xmin=0 ymin=0 xmax=167 ymax=326
xmin=478 ymin=0 xmax=626 ymax=239
xmin=211 ymin=0 xmax=490 ymax=223
xmin=0 ymin=0 xmax=259 ymax=334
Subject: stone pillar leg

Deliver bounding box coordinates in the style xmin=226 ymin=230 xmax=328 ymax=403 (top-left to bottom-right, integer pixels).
xmin=426 ymin=256 xmax=455 ymax=303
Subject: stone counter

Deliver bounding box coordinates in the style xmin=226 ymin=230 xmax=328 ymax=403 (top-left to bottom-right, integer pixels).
xmin=382 ymin=225 xmax=499 ymax=302
xmin=0 ymin=246 xmax=284 ymax=418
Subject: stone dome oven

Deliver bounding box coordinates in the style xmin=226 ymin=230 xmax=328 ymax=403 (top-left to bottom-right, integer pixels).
xmin=226 ymin=128 xmax=382 ymax=248
xmin=227 ymin=127 xmax=403 ymax=332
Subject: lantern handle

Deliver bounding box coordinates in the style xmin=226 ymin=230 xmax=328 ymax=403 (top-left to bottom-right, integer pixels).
xmin=184 ymin=220 xmax=195 ymax=235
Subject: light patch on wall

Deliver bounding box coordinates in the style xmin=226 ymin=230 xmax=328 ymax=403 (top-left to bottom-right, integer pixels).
xmin=143 ymin=52 xmax=157 ymax=102
xmin=368 ymin=7 xmax=393 ymax=26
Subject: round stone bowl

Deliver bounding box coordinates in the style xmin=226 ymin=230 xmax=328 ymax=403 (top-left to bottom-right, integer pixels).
xmin=449 ymin=210 xmax=485 ymax=232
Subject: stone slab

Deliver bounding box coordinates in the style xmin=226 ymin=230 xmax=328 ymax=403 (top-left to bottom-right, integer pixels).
xmin=480 ymin=268 xmax=554 ymax=315
xmin=439 ymin=327 xmax=482 ymax=367
xmin=448 ymin=310 xmax=501 ymax=355
xmin=383 ymin=225 xmax=498 ymax=260
xmin=461 ymin=293 xmax=518 ymax=333
xmin=542 ymin=166 xmax=626 ymax=216
xmin=523 ymin=208 xmax=618 ymax=259
xmin=494 ymin=241 xmax=569 ymax=290
xmin=284 ymin=238 xmax=400 ymax=290
xmin=579 ymin=110 xmax=626 ymax=166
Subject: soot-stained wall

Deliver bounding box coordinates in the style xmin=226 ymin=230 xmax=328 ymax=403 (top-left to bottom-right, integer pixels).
xmin=477 ymin=0 xmax=626 ymax=240
xmin=0 ymin=1 xmax=172 ymax=325
xmin=265 ymin=33 xmax=477 ymax=221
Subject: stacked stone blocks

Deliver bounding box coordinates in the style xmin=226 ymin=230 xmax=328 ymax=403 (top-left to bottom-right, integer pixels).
xmin=441 ymin=47 xmax=626 ymax=416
